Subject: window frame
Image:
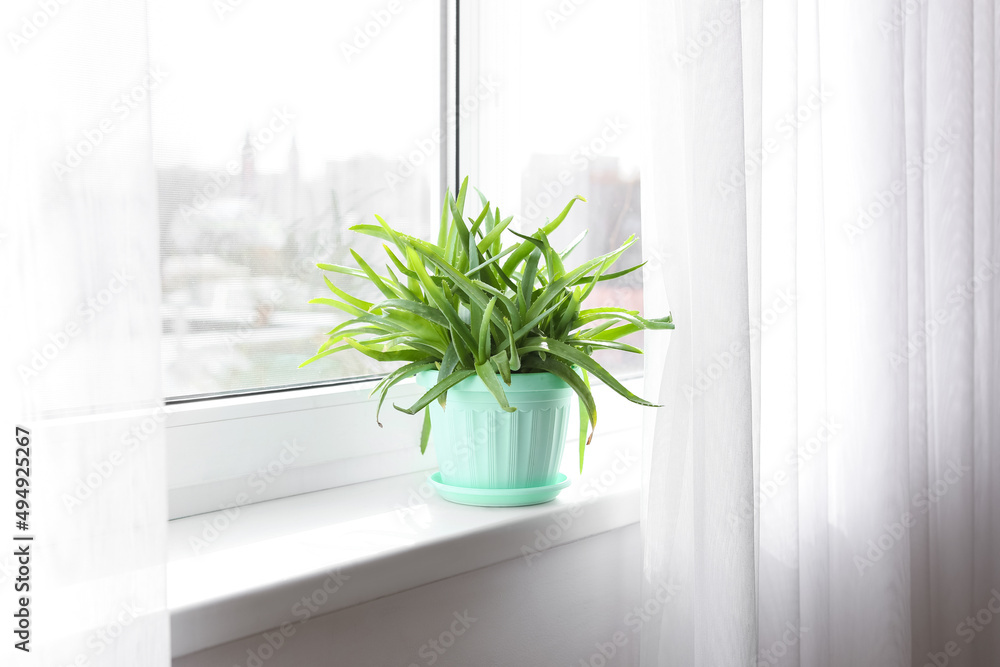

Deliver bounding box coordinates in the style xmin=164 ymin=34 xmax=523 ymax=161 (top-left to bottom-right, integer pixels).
xmin=166 ymin=0 xmax=458 ymax=519
xmin=165 ymin=0 xmax=646 ymax=520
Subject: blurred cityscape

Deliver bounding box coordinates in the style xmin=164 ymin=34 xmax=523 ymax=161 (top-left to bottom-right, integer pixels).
xmin=158 ymin=142 xmax=642 ymax=398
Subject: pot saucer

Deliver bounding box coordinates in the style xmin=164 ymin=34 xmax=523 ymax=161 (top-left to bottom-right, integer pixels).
xmin=428 ymin=472 xmax=570 ymax=507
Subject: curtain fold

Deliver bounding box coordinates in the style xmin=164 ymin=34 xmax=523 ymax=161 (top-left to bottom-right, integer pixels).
xmin=1 ymin=0 xmax=169 ymax=664
xmin=642 ymin=0 xmax=1000 ymax=665
xmin=640 ymin=0 xmax=757 ymax=664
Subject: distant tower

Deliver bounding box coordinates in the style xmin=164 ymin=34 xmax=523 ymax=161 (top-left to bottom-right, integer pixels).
xmin=288 ymin=136 xmax=301 ymax=221
xmin=241 ymin=132 xmax=256 ymax=198
xmin=288 ymin=136 xmax=300 ymax=186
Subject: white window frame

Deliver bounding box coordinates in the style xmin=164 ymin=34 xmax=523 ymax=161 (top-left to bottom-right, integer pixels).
xmin=165 ymin=0 xmax=645 ymax=520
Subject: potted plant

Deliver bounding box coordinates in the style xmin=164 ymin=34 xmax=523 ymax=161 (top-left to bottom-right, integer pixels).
xmin=301 ymin=178 xmax=673 ymax=506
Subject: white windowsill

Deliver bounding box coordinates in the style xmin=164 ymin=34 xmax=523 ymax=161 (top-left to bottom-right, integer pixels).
xmin=167 ymin=429 xmax=641 ymax=658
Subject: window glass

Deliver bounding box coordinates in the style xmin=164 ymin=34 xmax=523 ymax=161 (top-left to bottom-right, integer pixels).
xmin=463 ymin=0 xmax=645 ymax=375
xmin=150 ymin=0 xmax=441 ymax=397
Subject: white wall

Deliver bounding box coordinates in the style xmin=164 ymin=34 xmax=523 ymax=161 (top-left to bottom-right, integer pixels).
xmin=174 ymin=524 xmax=640 ymax=667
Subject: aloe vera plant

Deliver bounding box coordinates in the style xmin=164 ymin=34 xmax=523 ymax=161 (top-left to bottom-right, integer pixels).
xmin=301 ymin=177 xmax=674 ymax=470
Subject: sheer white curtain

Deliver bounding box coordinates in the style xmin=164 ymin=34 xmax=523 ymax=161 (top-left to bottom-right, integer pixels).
xmin=641 ymin=0 xmax=1000 ymax=665
xmin=1 ymin=0 xmax=169 ymax=665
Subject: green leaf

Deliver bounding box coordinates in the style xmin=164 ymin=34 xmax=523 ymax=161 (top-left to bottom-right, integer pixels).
xmin=518 ymin=337 xmax=659 ymax=407
xmin=342 ymin=338 xmax=428 ymax=363
xmin=323 ymin=275 xmax=372 ymax=311
xmin=316 ymin=263 xmax=367 ymax=279
xmin=477 ymin=215 xmax=513 ymax=253
xmin=395 ymin=369 xmax=476 ymax=414
xmin=407 ymin=247 xmax=478 ymax=354
xmin=420 ymin=409 xmax=432 ymax=455
xmin=489 ymin=256 xmax=520 ymax=293
xmin=408 ymin=243 xmax=509 ymax=332
xmin=567 ymin=338 xmax=643 ymax=354
xmin=383 ymin=244 xmax=422 ymax=296
xmin=437 ymin=189 xmax=451 ymax=248
xmin=469 ymin=202 xmax=491 ymax=237
xmin=492 ymin=208 xmax=505 ymax=255
xmin=590 ymin=320 xmax=673 ymax=341
xmin=554 ymin=290 xmax=581 ymax=339
xmin=507 ymin=291 xmax=570 ymax=343
xmin=371 ymin=360 xmax=437 ymax=426
xmin=524 ymin=236 xmax=637 ymax=323
xmin=467 ymin=297 xmax=483 ymax=362
xmin=539 ymin=229 xmax=566 ymax=283
xmin=474 ymin=361 xmax=516 ymax=412
xmin=519 ymin=247 xmax=541 ymax=316
xmin=503 ymin=318 xmax=521 ymax=371
xmin=559 ymin=229 xmax=588 ymax=260
xmin=478 ymin=296 xmax=496 ymax=362
xmin=509 ymin=229 xmax=546 ymax=251
xmin=373 ymin=214 xmax=408 ymax=255
xmin=383 ymin=244 xmax=418 ymax=279
xmin=472 ymin=280 xmax=521 ymax=332
xmin=373 ymin=299 xmax=450 ymax=328
xmin=298 ymin=343 xmax=350 ymax=367
xmin=397 ymin=339 xmax=443 ymax=358
xmin=501 ymin=195 xmax=586 ymax=275
xmin=329 ymin=331 xmax=406 ymax=348
xmin=568 ymin=261 xmax=647 ymax=287
xmin=383 ymin=264 xmax=419 ymax=301
xmin=348 ymin=223 xmax=394 ymax=244
xmin=465 ymin=244 xmax=516 ymax=278
xmin=455 ymin=176 xmax=469 ymax=219
xmin=351 ymin=249 xmax=396 ymax=300
xmin=578 ymin=368 xmax=591 ymax=472
xmin=492 ymin=351 xmax=512 ymax=385
xmin=520 ymin=356 xmax=596 ymax=444
xmin=308 ymin=297 xmax=368 ymax=319
xmin=449 ymin=194 xmax=472 ymax=263
xmin=437 ymin=342 xmax=460 ymax=407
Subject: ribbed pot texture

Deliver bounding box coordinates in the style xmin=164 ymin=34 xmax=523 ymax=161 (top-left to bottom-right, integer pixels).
xmin=416 ymin=370 xmax=573 ymax=489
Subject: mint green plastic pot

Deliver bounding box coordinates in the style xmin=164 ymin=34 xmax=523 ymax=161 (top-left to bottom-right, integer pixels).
xmin=416 ymin=370 xmax=573 ymax=492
